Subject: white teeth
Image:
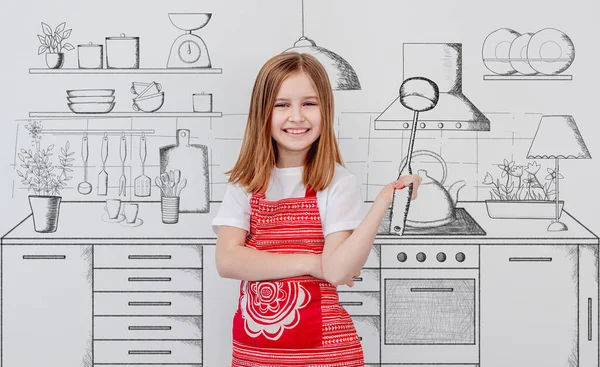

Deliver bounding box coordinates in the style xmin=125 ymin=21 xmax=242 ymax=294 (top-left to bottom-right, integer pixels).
xmin=284 ymin=129 xmax=309 ymax=135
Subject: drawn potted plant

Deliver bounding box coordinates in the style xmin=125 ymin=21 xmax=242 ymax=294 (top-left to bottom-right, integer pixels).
xmin=37 ymin=22 xmax=74 ymax=69
xmin=482 ymin=159 xmax=563 ymax=219
xmin=16 ymin=121 xmax=74 ymax=232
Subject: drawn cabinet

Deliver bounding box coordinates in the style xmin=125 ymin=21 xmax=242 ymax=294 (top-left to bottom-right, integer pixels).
xmin=480 ymin=245 xmax=581 ymax=367
xmin=1 ymin=244 xmax=93 ymax=367
xmin=93 ymin=244 xmax=203 ymax=365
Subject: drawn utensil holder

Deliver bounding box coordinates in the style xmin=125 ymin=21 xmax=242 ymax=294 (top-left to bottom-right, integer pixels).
xmin=161 ymin=196 xmax=180 ymax=224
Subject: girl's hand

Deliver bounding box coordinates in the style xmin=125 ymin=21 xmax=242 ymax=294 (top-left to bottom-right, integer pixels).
xmin=344 ymin=271 xmax=361 ymax=288
xmin=376 ymin=174 xmax=422 ymax=207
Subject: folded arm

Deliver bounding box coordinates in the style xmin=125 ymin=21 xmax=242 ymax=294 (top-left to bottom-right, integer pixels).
xmin=215 ymin=225 xmax=322 ymax=281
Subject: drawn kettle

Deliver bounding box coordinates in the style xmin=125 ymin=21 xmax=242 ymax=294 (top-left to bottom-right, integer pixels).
xmin=396 ymin=150 xmax=466 ymax=228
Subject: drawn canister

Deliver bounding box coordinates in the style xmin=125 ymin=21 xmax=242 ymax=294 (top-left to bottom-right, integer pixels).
xmin=105 ymin=33 xmax=139 ymax=69
xmin=77 ymin=42 xmax=103 ymax=69
xmin=192 ymin=92 xmax=213 ymax=112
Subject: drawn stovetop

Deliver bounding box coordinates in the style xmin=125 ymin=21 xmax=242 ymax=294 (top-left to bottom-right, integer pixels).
xmin=1 ymin=0 xmax=600 ymax=366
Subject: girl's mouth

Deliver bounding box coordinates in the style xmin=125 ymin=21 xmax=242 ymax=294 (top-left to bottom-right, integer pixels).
xmin=283 ymin=128 xmax=310 ymax=136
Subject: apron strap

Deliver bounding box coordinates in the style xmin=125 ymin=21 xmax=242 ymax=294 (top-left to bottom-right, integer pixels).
xmin=304 ymin=187 xmax=317 ymax=197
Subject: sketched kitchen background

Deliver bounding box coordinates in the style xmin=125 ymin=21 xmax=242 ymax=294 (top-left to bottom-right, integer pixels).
xmin=2 ymin=0 xmax=598 ymax=232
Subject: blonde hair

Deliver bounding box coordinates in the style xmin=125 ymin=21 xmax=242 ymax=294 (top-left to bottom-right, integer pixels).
xmin=226 ymin=52 xmax=343 ymax=193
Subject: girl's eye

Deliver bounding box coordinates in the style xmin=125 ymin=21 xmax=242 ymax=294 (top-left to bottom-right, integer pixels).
xmin=304 ymin=101 xmax=318 ymax=106
xmin=274 ymin=103 xmax=288 ymax=108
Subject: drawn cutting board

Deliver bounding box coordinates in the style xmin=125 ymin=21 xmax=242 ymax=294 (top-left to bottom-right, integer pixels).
xmin=159 ymin=129 xmax=209 ymax=213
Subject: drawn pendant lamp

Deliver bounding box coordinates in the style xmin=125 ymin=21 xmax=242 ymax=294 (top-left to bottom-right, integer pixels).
xmin=283 ymin=0 xmax=360 ymax=90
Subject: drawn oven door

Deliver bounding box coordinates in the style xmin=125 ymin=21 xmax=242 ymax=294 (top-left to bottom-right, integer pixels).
xmin=381 ymin=269 xmax=479 ymax=365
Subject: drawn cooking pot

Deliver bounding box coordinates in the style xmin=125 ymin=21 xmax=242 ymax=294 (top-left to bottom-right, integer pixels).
xmin=106 ymin=33 xmax=140 ymax=69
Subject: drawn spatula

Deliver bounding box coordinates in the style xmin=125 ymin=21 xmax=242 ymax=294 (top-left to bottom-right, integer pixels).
xmin=134 ymin=133 xmax=151 ymax=197
xmin=97 ymin=133 xmax=109 ymax=196
xmin=389 ymin=77 xmax=439 ymax=235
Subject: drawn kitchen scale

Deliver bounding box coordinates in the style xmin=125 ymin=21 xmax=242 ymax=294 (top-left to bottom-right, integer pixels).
xmin=167 ymin=13 xmax=212 ymax=68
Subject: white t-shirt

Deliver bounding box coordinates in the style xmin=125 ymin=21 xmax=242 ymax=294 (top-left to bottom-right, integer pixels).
xmin=211 ymin=163 xmax=365 ymax=237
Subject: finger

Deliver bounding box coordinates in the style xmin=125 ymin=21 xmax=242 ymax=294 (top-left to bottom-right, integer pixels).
xmin=346 ymin=280 xmax=354 ymax=287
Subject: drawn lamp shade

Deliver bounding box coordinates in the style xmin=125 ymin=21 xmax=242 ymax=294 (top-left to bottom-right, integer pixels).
xmin=283 ymin=0 xmax=360 ymax=90
xmin=526 ymin=115 xmax=591 ymax=231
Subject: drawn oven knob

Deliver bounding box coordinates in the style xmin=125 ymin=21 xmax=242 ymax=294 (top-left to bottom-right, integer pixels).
xmin=416 ymin=252 xmax=426 ymax=262
xmin=456 ymin=252 xmax=466 ymax=262
xmin=397 ymin=252 xmax=408 ymax=263
xmin=437 ymin=252 xmax=447 ymax=262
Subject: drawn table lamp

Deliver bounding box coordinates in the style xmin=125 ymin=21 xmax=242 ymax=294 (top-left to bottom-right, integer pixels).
xmin=526 ymin=115 xmax=591 ymax=231
xmin=283 ymin=0 xmax=360 ymax=90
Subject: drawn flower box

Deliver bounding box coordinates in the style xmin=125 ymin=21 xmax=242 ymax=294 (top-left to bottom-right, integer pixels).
xmin=485 ymin=200 xmax=564 ymax=219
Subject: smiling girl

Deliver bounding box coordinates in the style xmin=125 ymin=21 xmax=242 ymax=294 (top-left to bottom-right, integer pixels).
xmin=212 ymin=52 xmax=421 ymax=366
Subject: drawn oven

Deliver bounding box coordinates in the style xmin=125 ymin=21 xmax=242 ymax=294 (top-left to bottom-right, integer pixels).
xmin=381 ymin=245 xmax=479 ymax=365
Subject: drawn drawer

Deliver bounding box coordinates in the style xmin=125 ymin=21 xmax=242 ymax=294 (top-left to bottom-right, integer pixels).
xmin=94 ymin=316 xmax=202 ymax=340
xmin=94 ymin=292 xmax=202 ymax=316
xmin=363 ymin=245 xmax=381 ymax=268
xmin=94 ymin=340 xmax=202 ymax=364
xmin=94 ymin=244 xmax=202 ymax=268
xmin=94 ymin=269 xmax=202 ymax=292
xmin=352 ymin=315 xmax=380 ymax=365
xmin=338 ymin=269 xmax=380 ymax=292
xmin=339 ymin=292 xmax=380 ymax=316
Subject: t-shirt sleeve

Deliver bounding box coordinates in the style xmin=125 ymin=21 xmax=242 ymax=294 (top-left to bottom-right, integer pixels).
xmin=323 ymin=173 xmax=365 ymax=237
xmin=211 ymin=183 xmax=251 ymax=235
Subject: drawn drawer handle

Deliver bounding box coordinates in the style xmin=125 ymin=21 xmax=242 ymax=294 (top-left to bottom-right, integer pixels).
xmin=509 ymin=257 xmax=552 ymax=262
xmin=589 ymin=298 xmax=593 ymax=341
xmin=128 ymin=277 xmax=172 ymax=282
xmin=22 ymin=255 xmax=66 ymax=260
xmin=340 ymin=301 xmax=363 ymax=307
xmin=353 ymin=277 xmax=363 ymax=282
xmin=128 ymin=350 xmax=171 ymax=355
xmin=128 ymin=301 xmax=172 ymax=307
xmin=129 ymin=255 xmax=172 ymax=260
xmin=129 ymin=325 xmax=172 ymax=331
xmin=410 ymin=287 xmax=454 ymax=292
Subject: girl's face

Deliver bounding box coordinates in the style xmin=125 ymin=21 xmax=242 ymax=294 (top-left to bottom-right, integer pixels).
xmin=270 ymin=71 xmax=322 ymax=168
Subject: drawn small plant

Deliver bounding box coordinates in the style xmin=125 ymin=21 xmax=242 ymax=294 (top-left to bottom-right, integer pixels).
xmin=482 ymin=159 xmax=562 ymax=201
xmin=16 ymin=121 xmax=74 ymax=196
xmin=37 ymin=22 xmax=74 ymax=55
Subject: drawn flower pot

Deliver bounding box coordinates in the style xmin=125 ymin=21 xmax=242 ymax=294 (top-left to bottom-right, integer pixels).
xmin=45 ymin=53 xmax=65 ymax=69
xmin=485 ymin=200 xmax=564 ymax=219
xmin=29 ymin=195 xmax=62 ymax=233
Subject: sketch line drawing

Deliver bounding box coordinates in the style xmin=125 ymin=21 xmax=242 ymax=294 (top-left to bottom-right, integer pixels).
xmin=284 ymin=0 xmax=360 ymax=90
xmin=134 ymin=133 xmax=151 ymax=197
xmin=388 ymin=78 xmax=440 ymax=236
xmin=29 ymin=67 xmax=222 ymax=74
xmin=106 ymin=33 xmax=140 ymax=69
xmin=37 ymin=21 xmax=74 ymax=69
xmin=167 ymin=13 xmax=213 ymax=68
xmin=482 ymin=27 xmax=575 ymax=80
xmin=159 ymin=129 xmax=208 ymax=213
xmin=78 ymin=132 xmax=92 ymax=195
xmin=119 ymin=133 xmax=127 ymax=196
xmin=375 ymin=43 xmax=491 ymax=131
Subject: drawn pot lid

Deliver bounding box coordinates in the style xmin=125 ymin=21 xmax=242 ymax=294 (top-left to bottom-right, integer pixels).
xmin=509 ymin=33 xmax=538 ymax=75
xmin=482 ymin=28 xmax=521 ymax=75
xmin=526 ymin=28 xmax=575 ymax=75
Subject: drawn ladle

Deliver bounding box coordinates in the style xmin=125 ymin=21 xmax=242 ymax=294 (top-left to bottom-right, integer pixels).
xmin=78 ymin=133 xmax=92 ymax=195
xmin=389 ymin=77 xmax=439 ymax=235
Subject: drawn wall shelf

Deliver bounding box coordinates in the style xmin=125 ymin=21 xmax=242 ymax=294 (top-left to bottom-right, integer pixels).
xmin=483 ymin=74 xmax=572 ymax=81
xmin=28 ymin=111 xmax=223 ymax=119
xmin=29 ymin=68 xmax=223 ymax=75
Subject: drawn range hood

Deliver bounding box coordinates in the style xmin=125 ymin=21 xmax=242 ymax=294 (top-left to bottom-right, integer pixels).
xmin=375 ymin=43 xmax=490 ymax=131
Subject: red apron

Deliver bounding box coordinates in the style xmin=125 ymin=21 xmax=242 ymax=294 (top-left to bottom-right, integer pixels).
xmin=231 ymin=188 xmax=364 ymax=366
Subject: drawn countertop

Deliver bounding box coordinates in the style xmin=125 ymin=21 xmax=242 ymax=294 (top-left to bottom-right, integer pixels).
xmin=1 ymin=201 xmax=598 ymax=245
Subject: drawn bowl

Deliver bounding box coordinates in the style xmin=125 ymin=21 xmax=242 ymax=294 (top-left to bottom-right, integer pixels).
xmin=68 ymin=102 xmax=115 ymax=114
xmin=67 ymin=96 xmax=115 ymax=104
xmin=132 ymin=92 xmax=164 ymax=113
xmin=482 ymin=28 xmax=521 ymax=75
xmin=67 ymin=89 xmax=115 ymax=97
xmin=168 ymin=13 xmax=212 ymax=32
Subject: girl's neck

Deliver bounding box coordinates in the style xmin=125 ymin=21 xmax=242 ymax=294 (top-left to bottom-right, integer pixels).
xmin=276 ymin=152 xmax=307 ymax=168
